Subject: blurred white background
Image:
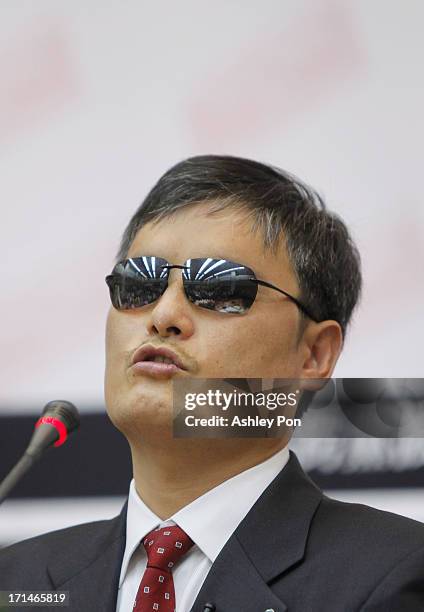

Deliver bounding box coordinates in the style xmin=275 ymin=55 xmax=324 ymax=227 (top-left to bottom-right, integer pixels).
xmin=1 ymin=0 xmax=423 ymax=411
xmin=0 ymin=0 xmax=423 ymax=542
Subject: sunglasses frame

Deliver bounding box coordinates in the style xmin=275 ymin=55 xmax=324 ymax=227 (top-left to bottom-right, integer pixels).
xmin=105 ymin=256 xmax=318 ymax=322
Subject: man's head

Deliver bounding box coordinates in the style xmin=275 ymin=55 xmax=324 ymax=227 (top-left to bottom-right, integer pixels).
xmin=104 ymin=155 xmax=362 ymax=442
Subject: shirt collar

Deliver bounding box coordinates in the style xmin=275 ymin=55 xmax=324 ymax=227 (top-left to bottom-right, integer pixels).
xmin=119 ymin=445 xmax=289 ymax=587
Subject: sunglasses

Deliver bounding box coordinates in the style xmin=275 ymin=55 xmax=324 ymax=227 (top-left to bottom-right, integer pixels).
xmin=105 ymin=256 xmax=317 ymax=319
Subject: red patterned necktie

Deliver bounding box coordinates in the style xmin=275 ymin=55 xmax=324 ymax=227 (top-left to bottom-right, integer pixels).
xmin=133 ymin=525 xmax=194 ymax=612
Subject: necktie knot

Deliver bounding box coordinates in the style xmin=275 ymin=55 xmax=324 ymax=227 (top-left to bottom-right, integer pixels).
xmin=143 ymin=525 xmax=194 ymax=572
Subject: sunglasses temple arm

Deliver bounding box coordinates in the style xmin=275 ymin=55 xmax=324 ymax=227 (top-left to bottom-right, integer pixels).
xmin=254 ymin=279 xmax=317 ymax=322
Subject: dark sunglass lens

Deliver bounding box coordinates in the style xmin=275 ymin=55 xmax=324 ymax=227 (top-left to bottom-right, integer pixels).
xmin=106 ymin=257 xmax=169 ymax=310
xmin=183 ymin=259 xmax=258 ymax=314
xmin=107 ymin=278 xmax=167 ymax=309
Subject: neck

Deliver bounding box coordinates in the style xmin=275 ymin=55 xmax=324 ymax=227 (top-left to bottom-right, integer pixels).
xmin=129 ymin=437 xmax=288 ymax=519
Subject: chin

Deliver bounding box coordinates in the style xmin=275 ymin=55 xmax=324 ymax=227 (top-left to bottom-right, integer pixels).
xmin=106 ymin=388 xmax=174 ymax=440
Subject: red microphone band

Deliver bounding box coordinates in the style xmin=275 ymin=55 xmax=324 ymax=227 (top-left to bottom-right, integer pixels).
xmin=35 ymin=416 xmax=68 ymax=447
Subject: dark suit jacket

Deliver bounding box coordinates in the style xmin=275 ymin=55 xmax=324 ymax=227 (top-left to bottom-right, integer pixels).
xmin=1 ymin=451 xmax=424 ymax=612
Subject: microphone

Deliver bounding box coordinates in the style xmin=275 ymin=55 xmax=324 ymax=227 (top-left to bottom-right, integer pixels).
xmin=0 ymin=400 xmax=80 ymax=506
xmin=202 ymin=604 xmax=216 ymax=611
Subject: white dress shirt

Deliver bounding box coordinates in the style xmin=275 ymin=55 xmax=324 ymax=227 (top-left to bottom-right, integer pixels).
xmin=117 ymin=445 xmax=289 ymax=612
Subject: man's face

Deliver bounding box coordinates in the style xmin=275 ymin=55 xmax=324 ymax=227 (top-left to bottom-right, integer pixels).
xmin=105 ymin=204 xmax=308 ymax=438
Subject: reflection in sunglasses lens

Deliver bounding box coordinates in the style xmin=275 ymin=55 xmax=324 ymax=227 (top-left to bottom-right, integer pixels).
xmin=185 ymin=280 xmax=256 ymax=314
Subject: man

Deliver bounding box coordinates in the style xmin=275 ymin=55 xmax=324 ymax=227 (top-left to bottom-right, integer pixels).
xmin=1 ymin=155 xmax=423 ymax=611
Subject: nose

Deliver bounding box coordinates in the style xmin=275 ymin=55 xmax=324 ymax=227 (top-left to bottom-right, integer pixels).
xmin=145 ymin=270 xmax=195 ymax=339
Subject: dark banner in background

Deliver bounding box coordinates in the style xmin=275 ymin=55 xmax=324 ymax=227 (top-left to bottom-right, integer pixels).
xmin=1 ymin=410 xmax=424 ymax=497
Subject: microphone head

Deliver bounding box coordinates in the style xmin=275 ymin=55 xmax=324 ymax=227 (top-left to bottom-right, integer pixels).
xmin=25 ymin=400 xmax=80 ymax=458
xmin=42 ymin=400 xmax=80 ymax=433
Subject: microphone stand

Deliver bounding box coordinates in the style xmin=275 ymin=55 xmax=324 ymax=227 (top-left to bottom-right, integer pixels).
xmin=0 ymin=454 xmax=36 ymax=506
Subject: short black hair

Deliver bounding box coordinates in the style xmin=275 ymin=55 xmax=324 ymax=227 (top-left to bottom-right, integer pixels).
xmin=117 ymin=155 xmax=362 ymax=337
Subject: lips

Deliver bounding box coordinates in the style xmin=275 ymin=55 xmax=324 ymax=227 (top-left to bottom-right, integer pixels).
xmin=131 ymin=344 xmax=187 ymax=379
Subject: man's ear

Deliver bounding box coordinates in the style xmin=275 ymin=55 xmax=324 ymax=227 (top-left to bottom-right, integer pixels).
xmin=299 ymin=320 xmax=343 ymax=389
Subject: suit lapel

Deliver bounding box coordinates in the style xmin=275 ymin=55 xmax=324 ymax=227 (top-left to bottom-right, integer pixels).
xmin=47 ymin=502 xmax=127 ymax=612
xmin=190 ymin=536 xmax=288 ymax=612
xmin=191 ymin=451 xmax=322 ymax=612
